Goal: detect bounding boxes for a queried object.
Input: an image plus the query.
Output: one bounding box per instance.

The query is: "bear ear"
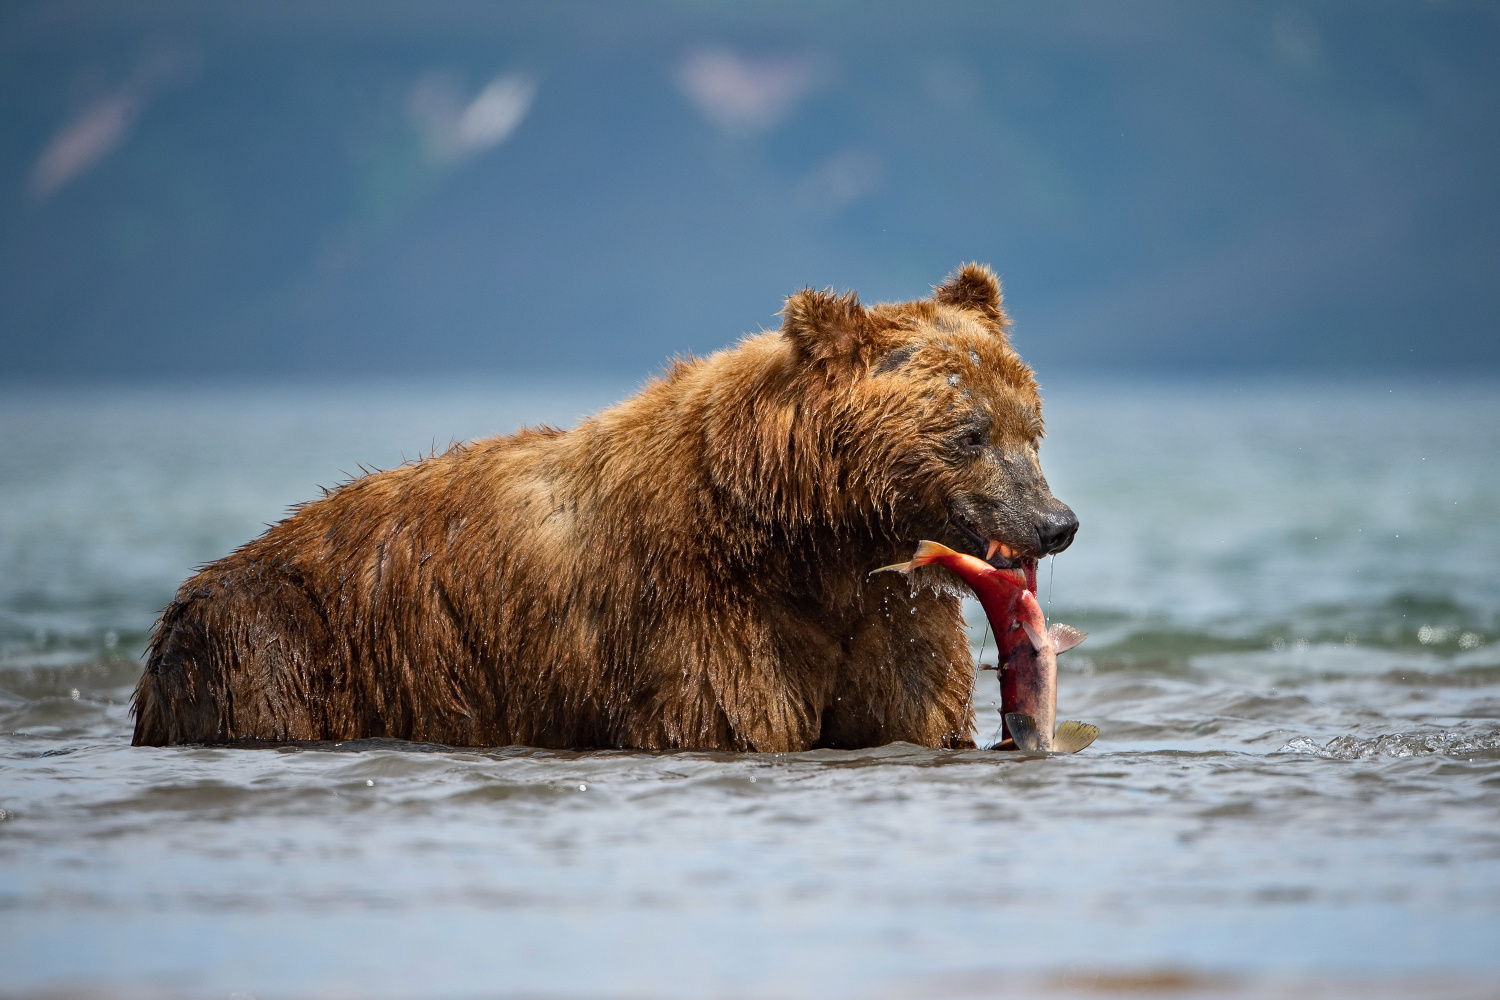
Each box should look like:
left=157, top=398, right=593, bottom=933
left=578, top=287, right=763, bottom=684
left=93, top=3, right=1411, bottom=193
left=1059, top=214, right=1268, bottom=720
left=934, top=262, right=1009, bottom=332
left=780, top=287, right=875, bottom=365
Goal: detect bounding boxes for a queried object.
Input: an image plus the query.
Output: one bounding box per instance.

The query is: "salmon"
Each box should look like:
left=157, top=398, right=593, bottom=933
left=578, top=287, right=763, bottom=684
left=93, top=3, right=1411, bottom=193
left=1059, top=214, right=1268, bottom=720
left=874, top=540, right=1097, bottom=753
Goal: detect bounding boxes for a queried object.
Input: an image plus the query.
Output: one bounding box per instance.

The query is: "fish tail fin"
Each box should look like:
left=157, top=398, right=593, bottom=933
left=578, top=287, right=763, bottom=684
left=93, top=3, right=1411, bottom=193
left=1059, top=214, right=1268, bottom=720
left=870, top=540, right=958, bottom=576
left=1051, top=720, right=1100, bottom=753
left=1049, top=624, right=1089, bottom=654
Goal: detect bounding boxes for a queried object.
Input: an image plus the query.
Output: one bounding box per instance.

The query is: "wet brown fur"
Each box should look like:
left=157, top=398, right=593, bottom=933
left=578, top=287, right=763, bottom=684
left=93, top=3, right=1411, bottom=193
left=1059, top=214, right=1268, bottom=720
left=133, top=264, right=1068, bottom=751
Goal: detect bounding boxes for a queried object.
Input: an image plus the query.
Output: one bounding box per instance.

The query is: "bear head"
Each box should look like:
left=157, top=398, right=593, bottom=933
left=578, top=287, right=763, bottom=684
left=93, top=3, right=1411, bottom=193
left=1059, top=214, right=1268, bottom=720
left=777, top=262, right=1077, bottom=572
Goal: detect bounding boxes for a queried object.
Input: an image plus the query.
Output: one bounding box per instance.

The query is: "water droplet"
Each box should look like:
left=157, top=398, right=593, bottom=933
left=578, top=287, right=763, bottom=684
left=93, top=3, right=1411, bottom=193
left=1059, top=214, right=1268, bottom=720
left=365, top=779, right=374, bottom=786
left=578, top=784, right=587, bottom=791
left=69, top=688, right=80, bottom=700
left=1418, top=625, right=1450, bottom=645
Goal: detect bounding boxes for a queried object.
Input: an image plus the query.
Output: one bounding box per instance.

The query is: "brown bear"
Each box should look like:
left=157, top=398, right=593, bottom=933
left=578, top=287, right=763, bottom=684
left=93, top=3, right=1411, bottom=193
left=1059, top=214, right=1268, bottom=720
left=131, top=263, right=1078, bottom=751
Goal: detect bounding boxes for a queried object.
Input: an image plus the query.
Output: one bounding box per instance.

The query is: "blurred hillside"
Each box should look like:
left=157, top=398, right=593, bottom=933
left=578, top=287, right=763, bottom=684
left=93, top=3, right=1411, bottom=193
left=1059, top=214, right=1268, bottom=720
left=2, top=0, right=1497, bottom=377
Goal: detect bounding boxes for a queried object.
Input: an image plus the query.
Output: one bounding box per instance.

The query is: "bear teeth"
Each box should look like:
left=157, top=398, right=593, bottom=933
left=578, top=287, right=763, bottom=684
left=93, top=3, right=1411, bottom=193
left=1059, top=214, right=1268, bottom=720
left=986, top=540, right=1016, bottom=560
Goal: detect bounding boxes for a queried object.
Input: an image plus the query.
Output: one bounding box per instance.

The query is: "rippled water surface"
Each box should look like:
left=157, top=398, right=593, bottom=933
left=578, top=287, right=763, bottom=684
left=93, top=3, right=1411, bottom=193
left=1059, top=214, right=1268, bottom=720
left=2, top=377, right=1499, bottom=999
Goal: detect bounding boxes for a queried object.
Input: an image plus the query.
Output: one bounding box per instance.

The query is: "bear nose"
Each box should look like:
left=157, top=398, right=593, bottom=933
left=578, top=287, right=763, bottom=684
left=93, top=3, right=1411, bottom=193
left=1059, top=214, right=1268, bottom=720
left=1035, top=506, right=1079, bottom=556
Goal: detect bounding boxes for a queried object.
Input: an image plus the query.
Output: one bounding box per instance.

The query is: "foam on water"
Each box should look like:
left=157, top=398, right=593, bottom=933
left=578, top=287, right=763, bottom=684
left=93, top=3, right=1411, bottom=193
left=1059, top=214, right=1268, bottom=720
left=2, top=377, right=1499, bottom=999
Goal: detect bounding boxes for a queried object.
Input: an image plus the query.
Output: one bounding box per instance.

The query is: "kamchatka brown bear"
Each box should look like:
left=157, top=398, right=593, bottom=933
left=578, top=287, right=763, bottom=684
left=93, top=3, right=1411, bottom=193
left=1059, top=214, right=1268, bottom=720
left=132, top=264, right=1078, bottom=751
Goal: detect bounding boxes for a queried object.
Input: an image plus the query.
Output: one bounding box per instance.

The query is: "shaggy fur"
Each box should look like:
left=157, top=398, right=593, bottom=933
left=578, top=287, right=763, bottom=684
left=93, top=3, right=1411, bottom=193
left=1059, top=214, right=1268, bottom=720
left=132, top=263, right=1077, bottom=750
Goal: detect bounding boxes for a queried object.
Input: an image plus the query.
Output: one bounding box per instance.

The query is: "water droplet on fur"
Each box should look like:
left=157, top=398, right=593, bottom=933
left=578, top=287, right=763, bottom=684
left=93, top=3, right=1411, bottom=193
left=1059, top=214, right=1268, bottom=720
left=910, top=607, right=916, bottom=614
left=69, top=688, right=80, bottom=700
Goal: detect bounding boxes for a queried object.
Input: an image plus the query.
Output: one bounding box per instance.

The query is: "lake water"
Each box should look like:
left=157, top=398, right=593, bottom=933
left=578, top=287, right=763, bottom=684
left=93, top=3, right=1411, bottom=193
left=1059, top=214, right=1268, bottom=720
left=2, top=376, right=1499, bottom=1000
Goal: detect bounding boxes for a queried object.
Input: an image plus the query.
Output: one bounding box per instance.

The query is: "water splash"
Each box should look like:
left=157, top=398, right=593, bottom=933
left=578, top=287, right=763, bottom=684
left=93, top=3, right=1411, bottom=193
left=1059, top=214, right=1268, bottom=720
left=1279, top=731, right=1500, bottom=759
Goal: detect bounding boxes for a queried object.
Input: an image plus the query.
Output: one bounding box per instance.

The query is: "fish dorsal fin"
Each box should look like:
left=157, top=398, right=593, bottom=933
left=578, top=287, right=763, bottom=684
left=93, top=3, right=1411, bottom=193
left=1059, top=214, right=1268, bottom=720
left=869, top=540, right=961, bottom=577
left=911, top=540, right=960, bottom=563
left=1020, top=620, right=1047, bottom=651
left=1004, top=713, right=1044, bottom=753
left=1049, top=624, right=1089, bottom=654
left=1052, top=720, right=1099, bottom=753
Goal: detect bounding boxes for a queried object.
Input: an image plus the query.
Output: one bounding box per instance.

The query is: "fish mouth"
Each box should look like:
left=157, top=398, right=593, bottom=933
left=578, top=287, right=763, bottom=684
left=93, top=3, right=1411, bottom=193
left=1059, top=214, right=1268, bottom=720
left=950, top=509, right=1035, bottom=574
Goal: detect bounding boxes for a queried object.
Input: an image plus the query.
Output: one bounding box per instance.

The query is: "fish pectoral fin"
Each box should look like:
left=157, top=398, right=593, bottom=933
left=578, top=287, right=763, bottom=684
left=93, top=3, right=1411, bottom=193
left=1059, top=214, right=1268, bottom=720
left=1020, top=621, right=1047, bottom=651
left=1004, top=713, right=1044, bottom=753
left=1051, top=720, right=1100, bottom=753
left=1049, top=624, right=1088, bottom=653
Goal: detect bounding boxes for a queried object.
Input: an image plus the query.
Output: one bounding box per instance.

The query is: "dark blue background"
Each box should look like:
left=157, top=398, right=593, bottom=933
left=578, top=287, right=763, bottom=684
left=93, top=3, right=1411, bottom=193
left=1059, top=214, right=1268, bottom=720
left=3, top=1, right=1497, bottom=377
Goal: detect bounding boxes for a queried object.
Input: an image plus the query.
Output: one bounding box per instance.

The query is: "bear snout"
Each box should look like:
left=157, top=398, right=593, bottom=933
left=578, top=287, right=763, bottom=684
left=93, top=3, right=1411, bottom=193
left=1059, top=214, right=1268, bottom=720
left=1034, top=504, right=1079, bottom=556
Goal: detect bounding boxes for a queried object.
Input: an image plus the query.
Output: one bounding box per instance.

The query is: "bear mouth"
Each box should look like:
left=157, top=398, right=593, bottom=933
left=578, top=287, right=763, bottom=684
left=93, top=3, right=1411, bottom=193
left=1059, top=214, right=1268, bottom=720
left=950, top=510, right=1033, bottom=572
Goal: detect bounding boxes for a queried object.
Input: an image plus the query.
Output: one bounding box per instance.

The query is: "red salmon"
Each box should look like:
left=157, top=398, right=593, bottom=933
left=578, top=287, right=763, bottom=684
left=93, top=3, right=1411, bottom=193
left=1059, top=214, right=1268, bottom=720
left=875, top=540, right=1097, bottom=753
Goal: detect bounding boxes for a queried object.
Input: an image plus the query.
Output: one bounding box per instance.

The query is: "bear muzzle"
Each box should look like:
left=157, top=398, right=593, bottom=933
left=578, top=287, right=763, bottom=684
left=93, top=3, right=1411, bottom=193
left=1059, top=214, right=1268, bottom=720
left=949, top=498, right=1078, bottom=567
left=1034, top=504, right=1079, bottom=557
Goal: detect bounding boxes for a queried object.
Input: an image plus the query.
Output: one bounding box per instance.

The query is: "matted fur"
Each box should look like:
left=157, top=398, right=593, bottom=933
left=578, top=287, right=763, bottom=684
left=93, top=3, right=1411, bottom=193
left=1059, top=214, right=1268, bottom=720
left=133, top=263, right=1075, bottom=751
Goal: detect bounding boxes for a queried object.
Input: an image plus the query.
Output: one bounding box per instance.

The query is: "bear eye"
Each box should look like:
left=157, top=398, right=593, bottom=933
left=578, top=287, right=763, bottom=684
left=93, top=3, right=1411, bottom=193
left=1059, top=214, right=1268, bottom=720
left=957, top=427, right=987, bottom=454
